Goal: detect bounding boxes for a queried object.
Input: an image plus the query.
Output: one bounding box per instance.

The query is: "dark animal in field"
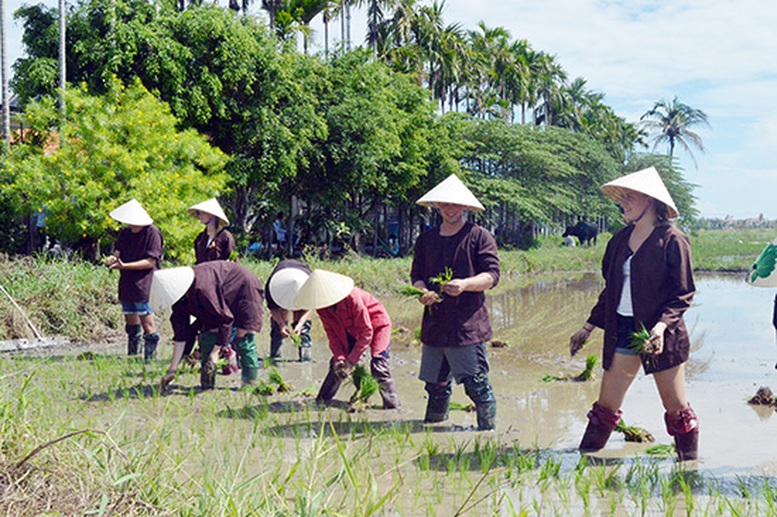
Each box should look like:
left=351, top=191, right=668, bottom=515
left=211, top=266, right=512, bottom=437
left=563, top=222, right=598, bottom=247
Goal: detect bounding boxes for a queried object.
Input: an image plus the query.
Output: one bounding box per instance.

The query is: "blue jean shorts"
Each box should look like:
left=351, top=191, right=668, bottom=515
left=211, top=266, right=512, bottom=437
left=614, top=314, right=639, bottom=355
left=121, top=300, right=154, bottom=316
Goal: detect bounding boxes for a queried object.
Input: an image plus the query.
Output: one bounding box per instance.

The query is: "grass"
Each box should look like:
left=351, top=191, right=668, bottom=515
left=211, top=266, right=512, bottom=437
left=2, top=227, right=777, bottom=514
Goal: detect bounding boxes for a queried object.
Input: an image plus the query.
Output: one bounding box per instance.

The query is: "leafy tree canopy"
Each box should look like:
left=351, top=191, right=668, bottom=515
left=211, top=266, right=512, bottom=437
left=1, top=78, right=227, bottom=261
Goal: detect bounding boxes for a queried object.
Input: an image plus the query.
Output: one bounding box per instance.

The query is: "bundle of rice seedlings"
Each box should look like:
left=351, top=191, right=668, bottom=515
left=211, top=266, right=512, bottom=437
left=268, top=367, right=292, bottom=393
left=450, top=401, right=475, bottom=412
left=748, top=386, right=775, bottom=405
left=253, top=380, right=275, bottom=396
left=397, top=285, right=442, bottom=303
left=630, top=323, right=660, bottom=355
left=348, top=365, right=380, bottom=412
left=574, top=354, right=598, bottom=381
left=428, top=267, right=454, bottom=287
left=289, top=333, right=302, bottom=348
left=614, top=419, right=655, bottom=443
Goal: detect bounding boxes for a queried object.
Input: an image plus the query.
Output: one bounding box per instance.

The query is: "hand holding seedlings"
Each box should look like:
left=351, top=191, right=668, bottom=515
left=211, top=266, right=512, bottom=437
left=398, top=285, right=442, bottom=304
left=333, top=359, right=353, bottom=380
left=630, top=322, right=666, bottom=355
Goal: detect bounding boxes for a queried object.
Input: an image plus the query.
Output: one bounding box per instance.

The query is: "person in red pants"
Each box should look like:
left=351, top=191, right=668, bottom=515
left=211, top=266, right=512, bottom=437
left=569, top=167, right=698, bottom=461
left=290, top=269, right=400, bottom=409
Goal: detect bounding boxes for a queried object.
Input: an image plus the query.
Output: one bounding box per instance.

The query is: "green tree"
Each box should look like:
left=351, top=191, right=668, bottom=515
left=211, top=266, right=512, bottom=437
left=1, top=79, right=227, bottom=260
left=639, top=96, right=709, bottom=167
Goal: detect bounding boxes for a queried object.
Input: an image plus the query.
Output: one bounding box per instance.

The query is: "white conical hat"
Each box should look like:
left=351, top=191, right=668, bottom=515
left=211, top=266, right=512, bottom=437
left=149, top=267, right=195, bottom=313
left=268, top=267, right=311, bottom=310
left=601, top=167, right=679, bottom=219
left=109, top=199, right=153, bottom=226
left=746, top=237, right=777, bottom=288
left=416, top=174, right=485, bottom=211
left=292, top=269, right=355, bottom=310
left=188, top=198, right=229, bottom=227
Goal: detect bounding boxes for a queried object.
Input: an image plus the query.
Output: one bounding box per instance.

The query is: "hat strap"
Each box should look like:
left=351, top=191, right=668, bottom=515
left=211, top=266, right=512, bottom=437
left=632, top=201, right=652, bottom=223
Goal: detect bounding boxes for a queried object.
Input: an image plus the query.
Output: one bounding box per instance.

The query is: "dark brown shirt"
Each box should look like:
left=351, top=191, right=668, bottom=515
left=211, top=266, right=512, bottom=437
left=411, top=222, right=500, bottom=347
left=264, top=259, right=312, bottom=310
left=194, top=228, right=236, bottom=264
left=170, top=261, right=264, bottom=346
left=588, top=223, right=695, bottom=373
left=115, top=225, right=164, bottom=302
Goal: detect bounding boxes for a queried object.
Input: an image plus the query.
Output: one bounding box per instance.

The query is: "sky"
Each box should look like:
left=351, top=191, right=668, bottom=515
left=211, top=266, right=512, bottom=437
left=4, top=0, right=776, bottom=220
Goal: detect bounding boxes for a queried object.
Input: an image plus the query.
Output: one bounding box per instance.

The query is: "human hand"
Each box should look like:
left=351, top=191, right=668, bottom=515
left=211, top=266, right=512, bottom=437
left=442, top=278, right=465, bottom=297
left=333, top=359, right=353, bottom=380
left=418, top=289, right=442, bottom=306
left=646, top=323, right=666, bottom=355
left=280, top=325, right=291, bottom=338
left=161, top=371, right=175, bottom=392
left=107, top=257, right=124, bottom=270
left=104, top=255, right=118, bottom=268
left=569, top=326, right=592, bottom=356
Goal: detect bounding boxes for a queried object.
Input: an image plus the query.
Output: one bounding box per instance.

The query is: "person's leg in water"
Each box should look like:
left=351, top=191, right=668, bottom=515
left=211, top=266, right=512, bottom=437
left=579, top=352, right=640, bottom=452
left=655, top=363, right=698, bottom=461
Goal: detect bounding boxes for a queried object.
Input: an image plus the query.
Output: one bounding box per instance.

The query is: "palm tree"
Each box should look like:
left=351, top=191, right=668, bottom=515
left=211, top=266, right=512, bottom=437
left=640, top=96, right=709, bottom=167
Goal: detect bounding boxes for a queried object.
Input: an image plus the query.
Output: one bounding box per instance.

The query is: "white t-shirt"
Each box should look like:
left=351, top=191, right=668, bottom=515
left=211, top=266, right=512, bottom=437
left=617, top=255, right=634, bottom=316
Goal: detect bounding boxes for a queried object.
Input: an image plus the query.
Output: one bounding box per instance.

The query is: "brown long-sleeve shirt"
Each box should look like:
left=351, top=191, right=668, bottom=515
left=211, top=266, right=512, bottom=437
left=587, top=223, right=695, bottom=373
left=170, top=261, right=264, bottom=346
left=194, top=228, right=236, bottom=264
left=411, top=222, right=500, bottom=347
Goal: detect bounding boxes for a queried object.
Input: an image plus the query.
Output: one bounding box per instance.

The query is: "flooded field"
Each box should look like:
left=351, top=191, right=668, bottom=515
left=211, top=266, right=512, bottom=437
left=252, top=272, right=777, bottom=479
left=10, top=271, right=777, bottom=514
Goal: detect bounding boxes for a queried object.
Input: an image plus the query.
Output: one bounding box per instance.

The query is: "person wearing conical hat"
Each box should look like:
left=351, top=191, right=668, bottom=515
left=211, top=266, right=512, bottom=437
left=410, top=174, right=499, bottom=431
left=569, top=166, right=699, bottom=461
left=189, top=198, right=236, bottom=264
left=265, top=260, right=314, bottom=363
left=154, top=261, right=264, bottom=390
left=106, top=199, right=164, bottom=361
left=291, top=269, right=400, bottom=409
left=180, top=198, right=238, bottom=366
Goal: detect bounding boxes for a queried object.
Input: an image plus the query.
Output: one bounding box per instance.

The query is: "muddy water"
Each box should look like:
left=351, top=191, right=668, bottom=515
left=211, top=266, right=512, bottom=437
left=264, top=272, right=777, bottom=479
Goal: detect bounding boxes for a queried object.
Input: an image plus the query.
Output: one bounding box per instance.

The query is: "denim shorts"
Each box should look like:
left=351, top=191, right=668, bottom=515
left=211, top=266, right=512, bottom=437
left=121, top=300, right=154, bottom=316
left=614, top=314, right=639, bottom=356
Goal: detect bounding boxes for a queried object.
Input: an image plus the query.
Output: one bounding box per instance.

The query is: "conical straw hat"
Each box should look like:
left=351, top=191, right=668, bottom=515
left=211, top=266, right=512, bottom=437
left=416, top=174, right=485, bottom=211
left=746, top=237, right=777, bottom=288
left=268, top=267, right=311, bottom=310
left=188, top=198, right=229, bottom=227
left=601, top=167, right=679, bottom=219
left=292, top=269, right=355, bottom=310
left=149, top=267, right=195, bottom=313
left=109, top=199, right=153, bottom=226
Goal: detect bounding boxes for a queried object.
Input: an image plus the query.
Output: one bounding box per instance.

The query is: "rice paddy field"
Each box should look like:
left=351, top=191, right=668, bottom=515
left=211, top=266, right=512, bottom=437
left=1, top=227, right=776, bottom=516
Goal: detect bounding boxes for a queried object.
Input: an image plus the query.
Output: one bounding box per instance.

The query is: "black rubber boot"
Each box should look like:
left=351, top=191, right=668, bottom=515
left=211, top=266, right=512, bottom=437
left=370, top=355, right=400, bottom=409
left=665, top=404, right=700, bottom=461
left=316, top=365, right=342, bottom=405
left=463, top=372, right=497, bottom=431
left=200, top=360, right=216, bottom=390
left=579, top=402, right=622, bottom=453
left=270, top=319, right=284, bottom=361
left=125, top=324, right=142, bottom=356
left=143, top=332, right=160, bottom=362
left=424, top=382, right=452, bottom=423
left=296, top=320, right=313, bottom=362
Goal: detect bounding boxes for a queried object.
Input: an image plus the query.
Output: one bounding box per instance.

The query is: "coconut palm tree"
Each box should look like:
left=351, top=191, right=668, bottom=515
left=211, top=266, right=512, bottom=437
left=640, top=96, right=709, bottom=167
